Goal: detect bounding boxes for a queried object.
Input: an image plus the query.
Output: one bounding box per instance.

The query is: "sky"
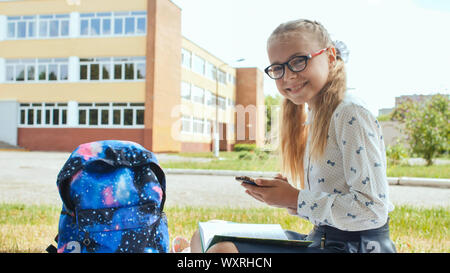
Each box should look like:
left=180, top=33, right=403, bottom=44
left=171, top=0, right=450, bottom=116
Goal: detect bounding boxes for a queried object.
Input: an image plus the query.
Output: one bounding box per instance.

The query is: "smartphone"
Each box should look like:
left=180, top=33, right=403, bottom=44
left=235, top=176, right=258, bottom=186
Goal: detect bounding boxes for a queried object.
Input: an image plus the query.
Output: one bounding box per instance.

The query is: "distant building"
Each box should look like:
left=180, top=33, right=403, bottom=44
left=378, top=93, right=449, bottom=117
left=0, top=0, right=265, bottom=152
left=378, top=108, right=393, bottom=117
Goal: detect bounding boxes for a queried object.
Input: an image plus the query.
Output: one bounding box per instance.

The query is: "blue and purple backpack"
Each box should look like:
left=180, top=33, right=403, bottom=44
left=47, top=140, right=169, bottom=253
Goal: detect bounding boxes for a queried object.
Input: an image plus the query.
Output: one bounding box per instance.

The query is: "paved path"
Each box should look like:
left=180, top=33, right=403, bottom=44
left=0, top=151, right=449, bottom=208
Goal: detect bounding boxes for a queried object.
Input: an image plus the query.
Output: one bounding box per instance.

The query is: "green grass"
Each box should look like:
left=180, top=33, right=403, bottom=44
left=387, top=164, right=450, bottom=179
left=160, top=152, right=450, bottom=178
left=161, top=152, right=280, bottom=172
left=0, top=203, right=448, bottom=253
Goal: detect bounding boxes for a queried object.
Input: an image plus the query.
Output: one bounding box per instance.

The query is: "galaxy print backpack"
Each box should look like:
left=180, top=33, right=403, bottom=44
left=46, top=140, right=169, bottom=253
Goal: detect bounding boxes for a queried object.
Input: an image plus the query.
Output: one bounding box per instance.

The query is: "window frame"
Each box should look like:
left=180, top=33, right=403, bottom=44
left=6, top=14, right=69, bottom=40
left=79, top=57, right=145, bottom=82
left=5, top=58, right=69, bottom=83
left=79, top=11, right=147, bottom=37
left=18, top=103, right=68, bottom=127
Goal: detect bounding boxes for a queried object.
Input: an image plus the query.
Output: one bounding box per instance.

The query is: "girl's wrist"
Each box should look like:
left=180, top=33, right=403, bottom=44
left=289, top=188, right=300, bottom=209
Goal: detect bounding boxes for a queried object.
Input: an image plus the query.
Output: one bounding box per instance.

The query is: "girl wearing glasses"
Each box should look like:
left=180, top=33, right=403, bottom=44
left=186, top=19, right=396, bottom=253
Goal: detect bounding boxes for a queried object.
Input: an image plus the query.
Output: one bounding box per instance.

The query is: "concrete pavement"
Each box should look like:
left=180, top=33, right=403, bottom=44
left=0, top=150, right=448, bottom=208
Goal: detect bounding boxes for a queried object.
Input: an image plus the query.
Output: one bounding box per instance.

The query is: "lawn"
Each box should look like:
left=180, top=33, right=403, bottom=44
left=160, top=152, right=450, bottom=179
left=0, top=203, right=448, bottom=253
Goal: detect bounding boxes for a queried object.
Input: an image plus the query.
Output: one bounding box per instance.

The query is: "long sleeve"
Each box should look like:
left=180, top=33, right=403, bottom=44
left=296, top=99, right=393, bottom=231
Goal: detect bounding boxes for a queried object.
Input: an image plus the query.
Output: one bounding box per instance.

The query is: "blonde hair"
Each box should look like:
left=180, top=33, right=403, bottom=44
left=269, top=19, right=347, bottom=189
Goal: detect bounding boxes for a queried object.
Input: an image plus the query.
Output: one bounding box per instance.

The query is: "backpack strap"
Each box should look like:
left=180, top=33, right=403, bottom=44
left=148, top=162, right=166, bottom=211
left=46, top=244, right=57, bottom=253
left=46, top=235, right=59, bottom=253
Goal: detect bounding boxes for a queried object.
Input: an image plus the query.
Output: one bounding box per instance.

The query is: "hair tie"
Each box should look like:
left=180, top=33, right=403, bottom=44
left=333, top=40, right=349, bottom=63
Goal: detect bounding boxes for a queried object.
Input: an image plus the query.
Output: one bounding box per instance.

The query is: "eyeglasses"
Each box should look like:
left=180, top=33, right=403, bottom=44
left=264, top=48, right=329, bottom=80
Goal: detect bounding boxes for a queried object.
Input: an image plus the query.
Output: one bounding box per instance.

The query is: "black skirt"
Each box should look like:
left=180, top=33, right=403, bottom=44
left=232, top=219, right=396, bottom=253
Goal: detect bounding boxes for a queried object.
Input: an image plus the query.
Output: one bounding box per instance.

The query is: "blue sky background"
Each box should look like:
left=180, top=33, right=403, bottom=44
left=172, top=0, right=450, bottom=115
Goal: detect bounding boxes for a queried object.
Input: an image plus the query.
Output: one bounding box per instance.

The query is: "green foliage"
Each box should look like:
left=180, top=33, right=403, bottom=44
left=392, top=94, right=449, bottom=166
left=265, top=94, right=282, bottom=134
left=386, top=142, right=408, bottom=166
left=233, top=143, right=256, bottom=152
left=238, top=149, right=270, bottom=161
left=376, top=114, right=391, bottom=122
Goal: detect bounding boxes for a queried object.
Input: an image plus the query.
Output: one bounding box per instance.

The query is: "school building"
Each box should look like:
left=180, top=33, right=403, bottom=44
left=0, top=0, right=265, bottom=153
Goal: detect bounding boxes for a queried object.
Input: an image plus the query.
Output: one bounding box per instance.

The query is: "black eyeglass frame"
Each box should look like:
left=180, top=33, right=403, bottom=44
left=264, top=48, right=329, bottom=80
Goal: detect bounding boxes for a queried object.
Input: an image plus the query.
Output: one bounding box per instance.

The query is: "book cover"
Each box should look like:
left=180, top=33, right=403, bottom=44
left=198, top=221, right=312, bottom=252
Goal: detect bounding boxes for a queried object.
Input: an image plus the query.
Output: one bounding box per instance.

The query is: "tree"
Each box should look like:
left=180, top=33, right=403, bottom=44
left=392, top=94, right=449, bottom=166
left=264, top=94, right=282, bottom=135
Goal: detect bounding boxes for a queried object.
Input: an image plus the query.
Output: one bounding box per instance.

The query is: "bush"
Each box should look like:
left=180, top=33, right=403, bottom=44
left=233, top=143, right=257, bottom=152
left=393, top=94, right=449, bottom=166
left=238, top=149, right=270, bottom=161
left=386, top=142, right=408, bottom=166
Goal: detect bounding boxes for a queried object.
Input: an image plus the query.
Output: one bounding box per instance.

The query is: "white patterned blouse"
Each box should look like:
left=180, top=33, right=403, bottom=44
left=296, top=94, right=394, bottom=231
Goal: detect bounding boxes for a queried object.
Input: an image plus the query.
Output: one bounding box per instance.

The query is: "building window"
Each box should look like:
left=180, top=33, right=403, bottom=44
left=218, top=96, right=226, bottom=110
left=78, top=102, right=145, bottom=127
left=217, top=69, right=227, bottom=84
left=5, top=58, right=69, bottom=82
left=181, top=115, right=213, bottom=136
left=193, top=117, right=204, bottom=134
left=80, top=11, right=146, bottom=37
left=227, top=73, right=236, bottom=85
left=206, top=62, right=216, bottom=81
left=181, top=81, right=191, bottom=100
left=205, top=119, right=212, bottom=136
left=227, top=97, right=235, bottom=108
left=79, top=57, right=145, bottom=81
left=191, top=85, right=204, bottom=104
left=19, top=103, right=68, bottom=127
left=192, top=54, right=205, bottom=75
left=181, top=115, right=192, bottom=133
left=205, top=90, right=215, bottom=106
left=7, top=14, right=69, bottom=40
left=181, top=48, right=192, bottom=69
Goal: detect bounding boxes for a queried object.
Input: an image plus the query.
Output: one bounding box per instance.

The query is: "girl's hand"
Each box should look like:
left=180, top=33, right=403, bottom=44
left=241, top=174, right=299, bottom=210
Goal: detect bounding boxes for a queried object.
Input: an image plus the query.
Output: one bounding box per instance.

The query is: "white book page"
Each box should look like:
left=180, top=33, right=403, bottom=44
left=199, top=222, right=288, bottom=251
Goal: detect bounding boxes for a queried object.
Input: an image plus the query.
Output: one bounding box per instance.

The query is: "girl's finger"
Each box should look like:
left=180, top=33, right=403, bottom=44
left=275, top=173, right=288, bottom=182
left=245, top=190, right=264, bottom=203
left=254, top=178, right=277, bottom=187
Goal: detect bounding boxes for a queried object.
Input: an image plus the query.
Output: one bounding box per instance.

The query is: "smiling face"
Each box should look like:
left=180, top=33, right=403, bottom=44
left=267, top=32, right=334, bottom=108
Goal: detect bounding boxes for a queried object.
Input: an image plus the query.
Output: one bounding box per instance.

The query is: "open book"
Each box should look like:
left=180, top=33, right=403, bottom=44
left=198, top=220, right=312, bottom=252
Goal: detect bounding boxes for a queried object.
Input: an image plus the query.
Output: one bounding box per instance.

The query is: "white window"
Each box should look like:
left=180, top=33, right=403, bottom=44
left=205, top=90, right=215, bottom=106
left=80, top=11, right=146, bottom=37
left=204, top=119, right=212, bottom=135
left=191, top=85, right=204, bottom=104
left=218, top=96, right=226, bottom=110
left=5, top=58, right=69, bottom=82
left=192, top=54, right=205, bottom=75
left=181, top=48, right=192, bottom=69
left=181, top=81, right=191, bottom=100
left=206, top=62, right=216, bottom=81
left=227, top=97, right=235, bottom=108
left=181, top=115, right=192, bottom=133
left=193, top=117, right=204, bottom=134
left=227, top=73, right=236, bottom=85
left=207, top=91, right=217, bottom=107
left=78, top=102, right=144, bottom=127
left=217, top=69, right=227, bottom=84
left=7, top=14, right=69, bottom=39
left=79, top=57, right=145, bottom=81
left=19, top=103, right=68, bottom=127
